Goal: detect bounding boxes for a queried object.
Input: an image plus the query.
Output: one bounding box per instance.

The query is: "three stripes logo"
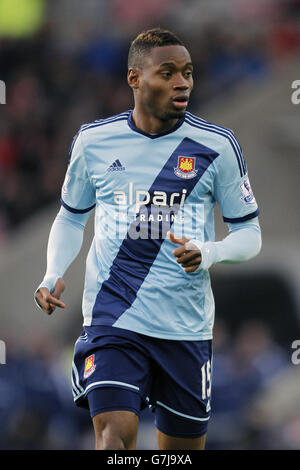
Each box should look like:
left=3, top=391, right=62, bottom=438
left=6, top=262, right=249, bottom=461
left=107, top=159, right=125, bottom=172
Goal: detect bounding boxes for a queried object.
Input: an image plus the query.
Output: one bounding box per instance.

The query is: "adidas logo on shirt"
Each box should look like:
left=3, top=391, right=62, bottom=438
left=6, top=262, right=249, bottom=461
left=107, top=159, right=125, bottom=172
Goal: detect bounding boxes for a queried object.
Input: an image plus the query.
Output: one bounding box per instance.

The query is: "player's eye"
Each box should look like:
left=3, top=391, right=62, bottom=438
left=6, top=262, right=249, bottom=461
left=160, top=71, right=172, bottom=78
left=184, top=71, right=193, bottom=78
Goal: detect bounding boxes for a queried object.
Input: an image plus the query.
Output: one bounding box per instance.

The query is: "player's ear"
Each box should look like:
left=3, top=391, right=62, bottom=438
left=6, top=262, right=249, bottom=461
left=127, top=68, right=140, bottom=90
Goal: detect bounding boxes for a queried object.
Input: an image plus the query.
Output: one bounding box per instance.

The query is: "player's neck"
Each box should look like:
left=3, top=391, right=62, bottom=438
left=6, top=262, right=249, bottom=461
left=132, top=108, right=179, bottom=135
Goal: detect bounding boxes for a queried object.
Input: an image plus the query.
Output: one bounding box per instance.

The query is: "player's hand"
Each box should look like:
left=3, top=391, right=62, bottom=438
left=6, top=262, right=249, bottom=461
left=35, top=278, right=66, bottom=315
left=167, top=231, right=202, bottom=273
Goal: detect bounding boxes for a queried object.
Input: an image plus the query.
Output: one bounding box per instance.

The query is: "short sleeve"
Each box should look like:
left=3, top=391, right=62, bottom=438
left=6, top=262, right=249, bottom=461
left=213, top=137, right=260, bottom=223
left=60, top=130, right=96, bottom=213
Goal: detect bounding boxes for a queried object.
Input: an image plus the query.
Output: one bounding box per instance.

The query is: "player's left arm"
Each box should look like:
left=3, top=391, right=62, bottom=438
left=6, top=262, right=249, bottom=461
left=169, top=134, right=262, bottom=273
left=168, top=217, right=261, bottom=273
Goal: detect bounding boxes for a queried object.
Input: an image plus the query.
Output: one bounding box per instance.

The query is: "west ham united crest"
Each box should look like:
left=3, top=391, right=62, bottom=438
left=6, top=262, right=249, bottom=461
left=174, top=156, right=198, bottom=179
left=84, top=354, right=96, bottom=379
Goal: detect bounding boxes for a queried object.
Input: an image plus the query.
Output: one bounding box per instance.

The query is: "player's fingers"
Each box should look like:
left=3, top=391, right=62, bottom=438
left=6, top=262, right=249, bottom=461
left=173, top=245, right=187, bottom=257
left=184, top=264, right=201, bottom=273
left=45, top=306, right=55, bottom=315
left=35, top=293, right=55, bottom=315
left=176, top=251, right=200, bottom=265
left=46, top=294, right=66, bottom=309
left=184, top=240, right=200, bottom=251
left=35, top=291, right=49, bottom=310
left=44, top=299, right=59, bottom=316
left=181, top=256, right=202, bottom=268
left=52, top=278, right=65, bottom=299
left=167, top=231, right=189, bottom=246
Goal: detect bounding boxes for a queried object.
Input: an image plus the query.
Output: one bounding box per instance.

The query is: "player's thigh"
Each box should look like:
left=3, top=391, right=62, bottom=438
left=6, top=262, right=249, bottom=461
left=150, top=338, right=212, bottom=446
left=156, top=428, right=206, bottom=450
left=88, top=386, right=142, bottom=449
left=92, top=409, right=139, bottom=450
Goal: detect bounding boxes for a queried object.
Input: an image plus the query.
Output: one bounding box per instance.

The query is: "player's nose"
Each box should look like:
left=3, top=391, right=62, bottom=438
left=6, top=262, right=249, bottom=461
left=174, top=85, right=189, bottom=92
left=173, top=76, right=190, bottom=90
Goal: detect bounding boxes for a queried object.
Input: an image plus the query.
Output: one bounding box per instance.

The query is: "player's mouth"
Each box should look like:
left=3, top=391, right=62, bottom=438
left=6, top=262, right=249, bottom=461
left=172, top=95, right=189, bottom=109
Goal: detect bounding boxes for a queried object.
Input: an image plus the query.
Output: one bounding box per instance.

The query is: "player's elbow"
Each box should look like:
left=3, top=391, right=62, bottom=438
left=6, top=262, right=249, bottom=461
left=253, top=230, right=262, bottom=258
left=244, top=228, right=262, bottom=261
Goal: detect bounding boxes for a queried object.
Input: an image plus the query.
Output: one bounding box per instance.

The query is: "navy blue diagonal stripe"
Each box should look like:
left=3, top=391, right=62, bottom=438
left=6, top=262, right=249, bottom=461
left=91, top=137, right=219, bottom=325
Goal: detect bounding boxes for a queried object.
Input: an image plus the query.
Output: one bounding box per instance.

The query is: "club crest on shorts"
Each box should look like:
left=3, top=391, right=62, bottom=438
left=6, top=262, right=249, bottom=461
left=84, top=354, right=96, bottom=378
left=174, top=156, right=198, bottom=179
left=240, top=178, right=256, bottom=204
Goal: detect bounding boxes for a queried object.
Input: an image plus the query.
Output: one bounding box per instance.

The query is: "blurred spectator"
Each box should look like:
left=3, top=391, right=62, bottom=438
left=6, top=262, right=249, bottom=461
left=0, top=329, right=92, bottom=449
left=234, top=320, right=289, bottom=383
left=207, top=319, right=290, bottom=449
left=245, top=365, right=300, bottom=449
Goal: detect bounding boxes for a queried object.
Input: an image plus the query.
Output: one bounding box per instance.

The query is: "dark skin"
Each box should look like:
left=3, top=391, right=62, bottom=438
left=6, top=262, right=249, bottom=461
left=128, top=44, right=193, bottom=133
left=168, top=231, right=202, bottom=273
left=128, top=45, right=202, bottom=274
left=35, top=44, right=205, bottom=450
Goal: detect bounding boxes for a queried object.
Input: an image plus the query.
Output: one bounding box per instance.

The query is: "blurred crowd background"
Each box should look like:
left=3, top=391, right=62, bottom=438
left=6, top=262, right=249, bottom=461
left=0, top=0, right=300, bottom=450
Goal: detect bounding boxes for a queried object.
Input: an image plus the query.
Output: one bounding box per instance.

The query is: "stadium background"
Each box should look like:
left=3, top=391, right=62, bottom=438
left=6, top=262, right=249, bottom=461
left=0, top=0, right=300, bottom=450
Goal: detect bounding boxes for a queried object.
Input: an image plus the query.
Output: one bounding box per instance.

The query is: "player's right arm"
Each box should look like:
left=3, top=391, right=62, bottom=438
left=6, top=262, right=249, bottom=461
left=34, top=129, right=96, bottom=315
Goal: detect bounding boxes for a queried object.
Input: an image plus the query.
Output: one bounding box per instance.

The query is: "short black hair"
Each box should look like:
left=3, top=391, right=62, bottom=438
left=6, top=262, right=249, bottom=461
left=128, top=28, right=185, bottom=69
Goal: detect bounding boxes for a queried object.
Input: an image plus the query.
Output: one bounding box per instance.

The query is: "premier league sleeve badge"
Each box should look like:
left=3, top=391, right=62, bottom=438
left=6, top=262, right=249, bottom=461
left=240, top=178, right=256, bottom=204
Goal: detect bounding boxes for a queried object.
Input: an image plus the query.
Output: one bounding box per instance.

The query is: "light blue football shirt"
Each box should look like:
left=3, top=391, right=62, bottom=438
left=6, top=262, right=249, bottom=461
left=61, top=110, right=259, bottom=340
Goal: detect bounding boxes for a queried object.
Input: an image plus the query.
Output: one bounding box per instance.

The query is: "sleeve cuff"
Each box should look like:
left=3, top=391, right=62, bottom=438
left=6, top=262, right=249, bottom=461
left=184, top=239, right=218, bottom=271
left=223, top=208, right=260, bottom=223
left=60, top=198, right=95, bottom=214
left=33, top=276, right=58, bottom=310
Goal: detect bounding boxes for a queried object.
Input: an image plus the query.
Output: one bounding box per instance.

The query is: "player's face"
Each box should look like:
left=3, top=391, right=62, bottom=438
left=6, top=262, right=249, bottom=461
left=134, top=45, right=193, bottom=121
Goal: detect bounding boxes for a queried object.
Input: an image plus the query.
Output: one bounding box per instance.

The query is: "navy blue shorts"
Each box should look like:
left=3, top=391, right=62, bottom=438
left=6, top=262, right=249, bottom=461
left=72, top=326, right=212, bottom=438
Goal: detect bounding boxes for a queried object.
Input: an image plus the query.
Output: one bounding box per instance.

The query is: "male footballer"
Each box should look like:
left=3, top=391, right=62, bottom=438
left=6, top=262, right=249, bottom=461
left=34, top=28, right=261, bottom=450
